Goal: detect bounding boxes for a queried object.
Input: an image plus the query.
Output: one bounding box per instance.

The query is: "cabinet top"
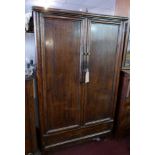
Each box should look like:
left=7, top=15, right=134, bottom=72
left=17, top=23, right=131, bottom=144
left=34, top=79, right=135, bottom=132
left=32, top=6, right=128, bottom=21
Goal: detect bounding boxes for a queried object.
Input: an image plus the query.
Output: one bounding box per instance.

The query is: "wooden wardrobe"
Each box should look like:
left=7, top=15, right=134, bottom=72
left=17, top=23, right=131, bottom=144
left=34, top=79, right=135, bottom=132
left=33, top=6, right=128, bottom=153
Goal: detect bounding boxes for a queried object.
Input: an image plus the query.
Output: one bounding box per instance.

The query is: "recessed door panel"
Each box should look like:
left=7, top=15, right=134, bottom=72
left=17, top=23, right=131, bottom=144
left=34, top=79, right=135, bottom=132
left=40, top=16, right=85, bottom=133
left=84, top=20, right=120, bottom=124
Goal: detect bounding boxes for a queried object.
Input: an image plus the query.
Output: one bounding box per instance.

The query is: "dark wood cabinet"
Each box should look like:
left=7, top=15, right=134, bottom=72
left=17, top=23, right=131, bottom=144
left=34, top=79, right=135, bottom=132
left=114, top=70, right=130, bottom=137
left=25, top=78, right=37, bottom=155
left=33, top=7, right=128, bottom=153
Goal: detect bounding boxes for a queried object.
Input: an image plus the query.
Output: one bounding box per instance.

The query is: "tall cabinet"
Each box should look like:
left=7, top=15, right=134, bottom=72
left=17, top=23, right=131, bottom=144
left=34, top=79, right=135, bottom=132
left=33, top=7, right=128, bottom=153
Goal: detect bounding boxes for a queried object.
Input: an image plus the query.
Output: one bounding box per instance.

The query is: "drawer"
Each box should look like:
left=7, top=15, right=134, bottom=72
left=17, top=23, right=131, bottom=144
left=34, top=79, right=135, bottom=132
left=43, top=121, right=113, bottom=150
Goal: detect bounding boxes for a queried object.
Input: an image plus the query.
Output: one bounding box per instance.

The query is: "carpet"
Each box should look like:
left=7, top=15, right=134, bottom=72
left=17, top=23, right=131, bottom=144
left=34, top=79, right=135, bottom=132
left=51, top=138, right=130, bottom=155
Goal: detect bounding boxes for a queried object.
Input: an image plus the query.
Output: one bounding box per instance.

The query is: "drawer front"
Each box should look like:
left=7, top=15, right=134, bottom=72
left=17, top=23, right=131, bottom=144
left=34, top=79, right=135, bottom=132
left=43, top=121, right=113, bottom=150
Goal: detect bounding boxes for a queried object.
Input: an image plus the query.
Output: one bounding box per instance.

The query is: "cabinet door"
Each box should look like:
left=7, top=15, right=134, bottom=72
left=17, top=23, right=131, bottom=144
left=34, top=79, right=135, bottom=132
left=84, top=19, right=123, bottom=124
left=35, top=13, right=86, bottom=136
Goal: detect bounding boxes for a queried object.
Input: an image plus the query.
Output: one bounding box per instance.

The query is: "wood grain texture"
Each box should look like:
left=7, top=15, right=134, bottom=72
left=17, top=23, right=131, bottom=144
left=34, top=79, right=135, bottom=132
left=33, top=6, right=128, bottom=21
left=84, top=20, right=120, bottom=124
left=25, top=79, right=37, bottom=154
left=114, top=70, right=130, bottom=137
left=44, top=121, right=113, bottom=148
left=42, top=16, right=84, bottom=131
left=35, top=13, right=87, bottom=148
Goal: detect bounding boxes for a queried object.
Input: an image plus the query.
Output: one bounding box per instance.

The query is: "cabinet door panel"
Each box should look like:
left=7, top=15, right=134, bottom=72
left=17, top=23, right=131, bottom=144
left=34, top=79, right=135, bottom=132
left=84, top=20, right=121, bottom=124
left=39, top=15, right=85, bottom=133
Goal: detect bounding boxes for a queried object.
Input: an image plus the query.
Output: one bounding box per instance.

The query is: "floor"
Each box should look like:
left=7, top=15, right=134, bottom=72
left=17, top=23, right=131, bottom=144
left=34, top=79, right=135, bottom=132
left=37, top=137, right=130, bottom=155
